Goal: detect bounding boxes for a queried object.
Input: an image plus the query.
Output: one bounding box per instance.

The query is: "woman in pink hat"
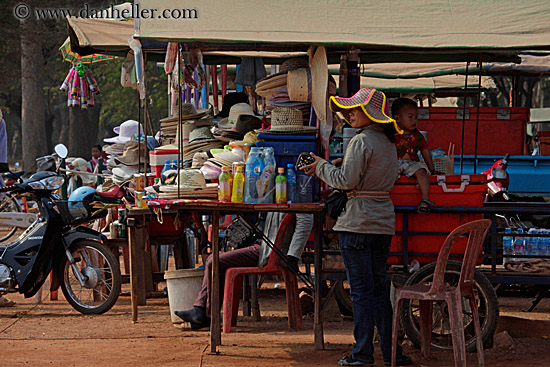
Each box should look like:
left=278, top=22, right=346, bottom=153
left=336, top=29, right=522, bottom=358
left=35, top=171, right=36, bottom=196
left=301, top=88, right=412, bottom=366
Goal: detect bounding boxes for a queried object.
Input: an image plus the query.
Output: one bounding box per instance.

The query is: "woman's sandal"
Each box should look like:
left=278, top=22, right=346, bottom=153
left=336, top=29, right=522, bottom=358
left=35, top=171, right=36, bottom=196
left=417, top=199, right=434, bottom=214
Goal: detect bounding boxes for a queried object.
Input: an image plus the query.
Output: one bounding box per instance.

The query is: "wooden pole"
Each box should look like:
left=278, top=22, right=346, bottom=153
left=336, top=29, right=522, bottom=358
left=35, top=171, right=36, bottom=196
left=212, top=65, right=219, bottom=114
left=221, top=65, right=227, bottom=106
left=210, top=210, right=221, bottom=352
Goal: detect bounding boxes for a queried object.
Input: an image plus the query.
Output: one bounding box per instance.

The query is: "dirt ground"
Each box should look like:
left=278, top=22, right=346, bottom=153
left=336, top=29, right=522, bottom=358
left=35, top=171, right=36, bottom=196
left=2, top=278, right=550, bottom=367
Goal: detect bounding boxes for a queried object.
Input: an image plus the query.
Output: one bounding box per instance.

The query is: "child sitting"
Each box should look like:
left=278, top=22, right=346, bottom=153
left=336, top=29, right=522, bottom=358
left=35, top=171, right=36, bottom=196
left=391, top=98, right=442, bottom=214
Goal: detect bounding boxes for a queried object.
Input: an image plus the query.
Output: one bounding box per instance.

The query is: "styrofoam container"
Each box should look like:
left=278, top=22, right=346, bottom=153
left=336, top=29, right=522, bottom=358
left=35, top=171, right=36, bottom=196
left=164, top=268, right=204, bottom=323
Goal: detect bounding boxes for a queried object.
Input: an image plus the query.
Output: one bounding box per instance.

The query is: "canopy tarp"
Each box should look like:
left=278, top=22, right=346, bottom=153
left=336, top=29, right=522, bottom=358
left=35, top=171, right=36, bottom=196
left=67, top=17, right=136, bottom=56
left=136, top=0, right=550, bottom=57
left=361, top=75, right=495, bottom=94
left=330, top=55, right=550, bottom=79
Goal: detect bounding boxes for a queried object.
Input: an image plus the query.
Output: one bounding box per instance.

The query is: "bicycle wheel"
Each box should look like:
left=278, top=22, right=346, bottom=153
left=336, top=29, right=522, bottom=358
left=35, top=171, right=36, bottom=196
left=0, top=195, right=21, bottom=242
left=60, top=240, right=121, bottom=314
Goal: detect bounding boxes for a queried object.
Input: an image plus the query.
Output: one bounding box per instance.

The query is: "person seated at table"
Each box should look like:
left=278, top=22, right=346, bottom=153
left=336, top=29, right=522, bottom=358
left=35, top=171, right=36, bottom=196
left=175, top=212, right=314, bottom=329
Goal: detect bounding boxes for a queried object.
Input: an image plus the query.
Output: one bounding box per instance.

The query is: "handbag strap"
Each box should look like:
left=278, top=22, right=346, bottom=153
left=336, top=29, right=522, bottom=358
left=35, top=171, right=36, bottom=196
left=347, top=190, right=390, bottom=199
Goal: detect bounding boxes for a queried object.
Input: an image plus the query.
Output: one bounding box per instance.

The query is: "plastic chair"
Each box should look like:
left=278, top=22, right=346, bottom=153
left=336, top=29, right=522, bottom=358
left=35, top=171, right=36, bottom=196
left=222, top=213, right=303, bottom=333
left=391, top=219, right=492, bottom=367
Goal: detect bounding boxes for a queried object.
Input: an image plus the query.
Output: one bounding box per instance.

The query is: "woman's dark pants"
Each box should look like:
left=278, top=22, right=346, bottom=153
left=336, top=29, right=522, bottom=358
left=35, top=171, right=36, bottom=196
left=338, top=232, right=395, bottom=363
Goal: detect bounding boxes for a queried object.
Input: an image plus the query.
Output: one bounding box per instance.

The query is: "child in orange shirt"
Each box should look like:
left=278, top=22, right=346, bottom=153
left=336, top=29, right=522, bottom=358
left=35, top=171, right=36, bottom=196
left=392, top=98, right=442, bottom=214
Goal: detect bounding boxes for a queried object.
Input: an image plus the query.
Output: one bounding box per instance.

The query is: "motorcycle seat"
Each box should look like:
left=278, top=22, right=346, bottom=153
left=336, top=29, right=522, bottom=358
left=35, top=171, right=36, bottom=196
left=4, top=171, right=25, bottom=181
left=96, top=186, right=124, bottom=199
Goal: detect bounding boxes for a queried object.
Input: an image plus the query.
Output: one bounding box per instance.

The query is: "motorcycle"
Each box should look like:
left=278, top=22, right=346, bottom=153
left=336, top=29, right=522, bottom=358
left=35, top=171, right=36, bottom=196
left=483, top=153, right=510, bottom=201
left=0, top=144, right=121, bottom=314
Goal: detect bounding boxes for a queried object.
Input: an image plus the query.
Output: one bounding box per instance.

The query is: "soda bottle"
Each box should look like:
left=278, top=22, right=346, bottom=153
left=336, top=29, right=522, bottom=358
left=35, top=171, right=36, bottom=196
left=502, top=227, right=513, bottom=265
left=218, top=166, right=232, bottom=202
left=275, top=167, right=287, bottom=204
left=231, top=166, right=245, bottom=203
left=286, top=163, right=297, bottom=204
left=513, top=228, right=525, bottom=262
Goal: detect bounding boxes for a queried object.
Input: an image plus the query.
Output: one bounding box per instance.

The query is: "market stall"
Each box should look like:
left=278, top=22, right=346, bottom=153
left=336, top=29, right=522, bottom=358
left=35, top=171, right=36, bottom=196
left=61, top=0, right=550, bottom=355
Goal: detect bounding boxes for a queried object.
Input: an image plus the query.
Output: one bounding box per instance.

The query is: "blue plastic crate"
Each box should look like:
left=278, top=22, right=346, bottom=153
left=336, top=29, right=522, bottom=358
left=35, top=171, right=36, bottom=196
left=256, top=134, right=319, bottom=202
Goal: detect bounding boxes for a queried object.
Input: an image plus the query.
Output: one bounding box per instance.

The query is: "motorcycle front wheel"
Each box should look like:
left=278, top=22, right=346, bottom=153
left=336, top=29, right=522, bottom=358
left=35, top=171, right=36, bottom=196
left=60, top=240, right=121, bottom=314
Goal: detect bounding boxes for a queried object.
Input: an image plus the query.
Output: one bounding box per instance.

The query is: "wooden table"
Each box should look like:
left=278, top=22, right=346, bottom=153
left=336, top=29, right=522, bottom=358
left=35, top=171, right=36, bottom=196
left=126, top=202, right=326, bottom=352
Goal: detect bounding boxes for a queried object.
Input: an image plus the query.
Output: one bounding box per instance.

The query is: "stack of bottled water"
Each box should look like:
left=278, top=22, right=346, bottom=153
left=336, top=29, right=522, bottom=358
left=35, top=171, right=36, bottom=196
left=502, top=227, right=514, bottom=265
left=504, top=226, right=550, bottom=265
left=513, top=228, right=525, bottom=262
left=540, top=229, right=550, bottom=259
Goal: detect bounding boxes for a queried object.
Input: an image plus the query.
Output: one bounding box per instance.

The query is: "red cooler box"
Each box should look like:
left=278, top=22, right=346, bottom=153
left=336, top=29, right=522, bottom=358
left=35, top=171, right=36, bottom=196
left=150, top=149, right=179, bottom=177
left=417, top=107, right=529, bottom=156
left=389, top=174, right=487, bottom=266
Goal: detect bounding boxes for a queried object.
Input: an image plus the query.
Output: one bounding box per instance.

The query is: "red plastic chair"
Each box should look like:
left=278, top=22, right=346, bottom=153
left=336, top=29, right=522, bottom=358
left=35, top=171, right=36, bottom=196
left=391, top=219, right=492, bottom=367
left=222, top=213, right=303, bottom=333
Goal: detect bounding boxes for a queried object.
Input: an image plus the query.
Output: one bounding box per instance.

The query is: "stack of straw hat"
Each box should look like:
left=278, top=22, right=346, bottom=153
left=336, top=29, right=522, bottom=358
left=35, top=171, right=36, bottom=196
left=158, top=169, right=218, bottom=199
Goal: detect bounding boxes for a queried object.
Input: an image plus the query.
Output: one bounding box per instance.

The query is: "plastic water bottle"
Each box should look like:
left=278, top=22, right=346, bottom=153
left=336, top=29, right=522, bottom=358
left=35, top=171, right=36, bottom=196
left=533, top=228, right=544, bottom=256
left=297, top=171, right=313, bottom=203
left=502, top=227, right=514, bottom=265
left=541, top=229, right=550, bottom=259
left=513, top=228, right=525, bottom=262
left=171, top=160, right=178, bottom=170
left=526, top=228, right=537, bottom=259
left=257, top=148, right=276, bottom=203
left=244, top=147, right=264, bottom=203
left=286, top=164, right=297, bottom=204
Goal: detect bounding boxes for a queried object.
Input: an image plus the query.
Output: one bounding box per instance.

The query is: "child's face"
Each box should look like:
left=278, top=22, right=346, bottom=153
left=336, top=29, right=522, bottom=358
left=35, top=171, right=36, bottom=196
left=91, top=147, right=101, bottom=159
left=394, top=104, right=418, bottom=133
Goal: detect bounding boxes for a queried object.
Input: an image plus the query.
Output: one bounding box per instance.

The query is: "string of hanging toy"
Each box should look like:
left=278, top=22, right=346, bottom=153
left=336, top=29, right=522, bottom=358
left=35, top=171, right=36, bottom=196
left=60, top=63, right=100, bottom=109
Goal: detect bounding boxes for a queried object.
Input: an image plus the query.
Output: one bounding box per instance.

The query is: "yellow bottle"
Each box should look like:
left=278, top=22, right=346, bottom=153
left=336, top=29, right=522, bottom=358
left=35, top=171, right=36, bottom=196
left=231, top=166, right=245, bottom=203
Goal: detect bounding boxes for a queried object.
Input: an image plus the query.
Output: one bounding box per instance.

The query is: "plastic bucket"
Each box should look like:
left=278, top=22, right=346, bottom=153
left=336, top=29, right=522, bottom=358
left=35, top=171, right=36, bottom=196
left=343, top=128, right=362, bottom=154
left=164, top=268, right=204, bottom=323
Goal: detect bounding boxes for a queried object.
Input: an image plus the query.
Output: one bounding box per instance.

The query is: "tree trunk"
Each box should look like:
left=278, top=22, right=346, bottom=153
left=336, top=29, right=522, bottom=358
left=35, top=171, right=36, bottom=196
left=20, top=17, right=47, bottom=172
left=68, top=107, right=100, bottom=160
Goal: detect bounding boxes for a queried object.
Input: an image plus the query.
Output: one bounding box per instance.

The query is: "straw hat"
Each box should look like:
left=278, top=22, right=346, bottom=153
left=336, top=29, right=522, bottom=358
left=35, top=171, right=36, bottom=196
left=104, top=120, right=143, bottom=144
left=160, top=103, right=208, bottom=123
left=112, top=165, right=139, bottom=184
left=256, top=108, right=317, bottom=135
left=217, top=103, right=255, bottom=129
left=329, top=88, right=403, bottom=134
left=189, top=127, right=216, bottom=143
left=114, top=141, right=148, bottom=166
left=158, top=169, right=218, bottom=199
left=255, top=75, right=288, bottom=97
left=255, top=58, right=309, bottom=98
left=309, top=46, right=328, bottom=124
left=191, top=152, right=209, bottom=169
left=174, top=117, right=214, bottom=146
left=103, top=143, right=125, bottom=156
left=287, top=68, right=312, bottom=102
left=176, top=169, right=206, bottom=189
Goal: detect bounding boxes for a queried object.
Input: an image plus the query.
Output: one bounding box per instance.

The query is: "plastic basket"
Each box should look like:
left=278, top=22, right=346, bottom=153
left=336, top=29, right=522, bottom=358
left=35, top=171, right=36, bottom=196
left=433, top=156, right=454, bottom=174
left=56, top=200, right=107, bottom=226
